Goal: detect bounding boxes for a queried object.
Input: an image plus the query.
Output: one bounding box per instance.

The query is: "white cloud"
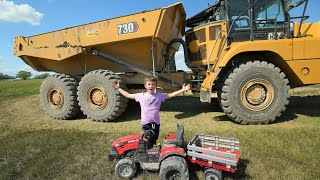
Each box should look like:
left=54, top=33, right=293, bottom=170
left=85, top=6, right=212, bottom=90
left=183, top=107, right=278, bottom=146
left=0, top=0, right=43, bottom=26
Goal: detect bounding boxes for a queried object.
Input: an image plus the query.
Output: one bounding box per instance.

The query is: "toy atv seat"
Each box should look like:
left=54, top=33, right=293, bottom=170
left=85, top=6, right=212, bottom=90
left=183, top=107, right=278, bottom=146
left=162, top=124, right=185, bottom=147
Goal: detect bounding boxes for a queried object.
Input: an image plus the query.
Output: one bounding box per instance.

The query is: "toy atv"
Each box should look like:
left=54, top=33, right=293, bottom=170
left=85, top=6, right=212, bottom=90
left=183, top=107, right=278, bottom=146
left=108, top=125, right=240, bottom=180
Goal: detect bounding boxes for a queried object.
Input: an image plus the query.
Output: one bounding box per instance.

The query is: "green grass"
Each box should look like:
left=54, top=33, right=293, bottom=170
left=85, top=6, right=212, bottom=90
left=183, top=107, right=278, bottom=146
left=0, top=79, right=42, bottom=102
left=0, top=80, right=319, bottom=179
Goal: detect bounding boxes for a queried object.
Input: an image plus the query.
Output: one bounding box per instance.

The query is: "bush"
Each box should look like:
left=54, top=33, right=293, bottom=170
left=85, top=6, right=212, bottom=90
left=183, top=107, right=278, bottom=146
left=16, top=71, right=32, bottom=80
left=0, top=72, right=15, bottom=80
left=33, top=73, right=50, bottom=79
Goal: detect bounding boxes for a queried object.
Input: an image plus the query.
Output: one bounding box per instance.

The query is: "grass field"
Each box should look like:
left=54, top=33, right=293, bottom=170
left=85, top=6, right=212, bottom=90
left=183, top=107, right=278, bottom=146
left=0, top=79, right=319, bottom=179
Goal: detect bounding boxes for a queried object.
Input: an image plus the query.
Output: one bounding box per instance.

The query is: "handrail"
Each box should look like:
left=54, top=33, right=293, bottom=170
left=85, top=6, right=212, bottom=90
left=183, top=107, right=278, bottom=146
left=207, top=29, right=226, bottom=71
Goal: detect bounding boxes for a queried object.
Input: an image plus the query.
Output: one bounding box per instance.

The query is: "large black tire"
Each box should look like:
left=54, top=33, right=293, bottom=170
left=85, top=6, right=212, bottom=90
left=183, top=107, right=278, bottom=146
left=77, top=70, right=128, bottom=122
left=218, top=61, right=290, bottom=124
left=160, top=156, right=189, bottom=180
left=115, top=158, right=137, bottom=179
left=204, top=168, right=222, bottom=180
left=40, top=74, right=80, bottom=119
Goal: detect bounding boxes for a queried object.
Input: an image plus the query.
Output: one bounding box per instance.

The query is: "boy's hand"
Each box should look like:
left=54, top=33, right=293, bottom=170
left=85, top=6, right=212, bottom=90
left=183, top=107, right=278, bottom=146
left=182, top=84, right=190, bottom=91
left=112, top=81, right=120, bottom=89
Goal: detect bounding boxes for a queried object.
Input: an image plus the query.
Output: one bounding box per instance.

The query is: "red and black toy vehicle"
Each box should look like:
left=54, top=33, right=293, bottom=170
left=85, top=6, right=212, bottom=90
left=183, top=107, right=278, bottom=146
left=108, top=125, right=240, bottom=180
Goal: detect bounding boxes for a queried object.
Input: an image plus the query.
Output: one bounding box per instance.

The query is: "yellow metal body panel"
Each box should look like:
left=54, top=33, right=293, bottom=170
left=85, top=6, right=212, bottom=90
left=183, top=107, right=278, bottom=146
left=219, top=39, right=293, bottom=64
left=286, top=59, right=320, bottom=84
left=292, top=23, right=320, bottom=60
left=14, top=3, right=185, bottom=76
left=293, top=22, right=320, bottom=38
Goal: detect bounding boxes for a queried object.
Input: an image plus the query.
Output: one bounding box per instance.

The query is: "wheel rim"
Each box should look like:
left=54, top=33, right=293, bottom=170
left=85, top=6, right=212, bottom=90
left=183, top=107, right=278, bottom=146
left=47, top=88, right=64, bottom=110
left=87, top=84, right=108, bottom=110
left=240, top=78, right=274, bottom=112
left=166, top=170, right=182, bottom=180
left=206, top=172, right=219, bottom=180
left=119, top=164, right=132, bottom=177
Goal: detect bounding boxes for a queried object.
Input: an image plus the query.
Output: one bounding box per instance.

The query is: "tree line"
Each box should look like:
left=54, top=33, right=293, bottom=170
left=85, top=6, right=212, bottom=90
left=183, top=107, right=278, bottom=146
left=0, top=71, right=50, bottom=80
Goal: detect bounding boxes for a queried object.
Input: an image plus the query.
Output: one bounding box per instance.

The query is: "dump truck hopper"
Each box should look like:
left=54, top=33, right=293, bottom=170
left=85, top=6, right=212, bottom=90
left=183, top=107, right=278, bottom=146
left=14, top=3, right=186, bottom=83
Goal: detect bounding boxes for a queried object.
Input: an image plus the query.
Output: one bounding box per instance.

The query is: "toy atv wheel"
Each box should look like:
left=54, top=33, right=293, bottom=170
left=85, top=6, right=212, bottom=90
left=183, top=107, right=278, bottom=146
left=160, top=156, right=189, bottom=180
left=40, top=74, right=80, bottom=119
left=77, top=70, right=128, bottom=122
left=218, top=61, right=290, bottom=124
left=204, top=168, right=222, bottom=180
left=115, top=158, right=137, bottom=179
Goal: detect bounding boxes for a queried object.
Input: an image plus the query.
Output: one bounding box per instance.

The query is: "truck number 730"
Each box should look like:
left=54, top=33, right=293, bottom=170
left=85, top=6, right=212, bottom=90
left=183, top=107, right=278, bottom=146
left=117, top=22, right=139, bottom=35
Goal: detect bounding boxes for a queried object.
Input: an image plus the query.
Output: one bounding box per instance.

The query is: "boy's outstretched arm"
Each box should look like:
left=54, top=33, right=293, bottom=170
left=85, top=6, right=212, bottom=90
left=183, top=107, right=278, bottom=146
left=166, top=84, right=190, bottom=99
left=112, top=81, right=136, bottom=100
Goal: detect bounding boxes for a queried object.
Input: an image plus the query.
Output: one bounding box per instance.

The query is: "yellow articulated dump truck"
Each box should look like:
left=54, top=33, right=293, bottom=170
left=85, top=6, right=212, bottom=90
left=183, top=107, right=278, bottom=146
left=14, top=3, right=187, bottom=122
left=14, top=0, right=320, bottom=124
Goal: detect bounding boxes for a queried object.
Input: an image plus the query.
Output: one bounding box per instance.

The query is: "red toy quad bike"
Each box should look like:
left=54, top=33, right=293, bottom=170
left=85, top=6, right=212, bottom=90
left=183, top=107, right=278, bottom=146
left=108, top=124, right=240, bottom=180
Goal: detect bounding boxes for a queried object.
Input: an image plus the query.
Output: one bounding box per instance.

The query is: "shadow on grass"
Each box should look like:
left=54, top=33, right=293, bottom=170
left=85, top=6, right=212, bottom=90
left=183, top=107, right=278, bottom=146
left=112, top=96, right=221, bottom=123
left=226, top=158, right=251, bottom=179
left=277, top=95, right=320, bottom=122
left=161, top=96, right=222, bottom=119
left=134, top=166, right=158, bottom=179
left=208, top=95, right=320, bottom=124
left=114, top=100, right=141, bottom=123
left=72, top=95, right=320, bottom=123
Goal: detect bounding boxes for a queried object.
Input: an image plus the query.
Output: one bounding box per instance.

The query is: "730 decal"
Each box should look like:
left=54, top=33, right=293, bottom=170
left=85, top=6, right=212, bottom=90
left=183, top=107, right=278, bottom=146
left=117, top=22, right=139, bottom=35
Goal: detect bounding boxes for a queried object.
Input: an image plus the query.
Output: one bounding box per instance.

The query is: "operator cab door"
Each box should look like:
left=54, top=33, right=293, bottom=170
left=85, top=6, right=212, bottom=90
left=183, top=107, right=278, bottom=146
left=228, top=0, right=289, bottom=42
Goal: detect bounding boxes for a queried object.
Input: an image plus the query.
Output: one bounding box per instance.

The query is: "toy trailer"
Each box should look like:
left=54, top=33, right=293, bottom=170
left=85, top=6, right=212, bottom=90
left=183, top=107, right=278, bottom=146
left=187, top=134, right=240, bottom=179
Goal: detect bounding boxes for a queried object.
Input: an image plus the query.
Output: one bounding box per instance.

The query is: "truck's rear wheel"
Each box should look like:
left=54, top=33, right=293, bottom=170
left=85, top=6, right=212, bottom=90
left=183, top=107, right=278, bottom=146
left=160, top=156, right=188, bottom=180
left=40, top=74, right=80, bottom=119
left=77, top=70, right=128, bottom=122
left=218, top=61, right=290, bottom=124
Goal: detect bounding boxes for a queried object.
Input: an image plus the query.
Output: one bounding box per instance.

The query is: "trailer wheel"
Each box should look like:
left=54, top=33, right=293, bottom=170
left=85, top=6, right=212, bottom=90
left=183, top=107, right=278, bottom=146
left=160, top=156, right=188, bottom=180
left=77, top=70, right=128, bottom=122
left=115, top=158, right=137, bottom=179
left=40, top=74, right=80, bottom=119
left=218, top=61, right=290, bottom=124
left=204, top=168, right=222, bottom=180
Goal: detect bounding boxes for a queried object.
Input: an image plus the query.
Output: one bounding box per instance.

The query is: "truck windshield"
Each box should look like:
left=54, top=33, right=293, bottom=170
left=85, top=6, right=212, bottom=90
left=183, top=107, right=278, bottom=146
left=229, top=0, right=250, bottom=29
left=229, top=0, right=286, bottom=30
left=254, top=0, right=285, bottom=28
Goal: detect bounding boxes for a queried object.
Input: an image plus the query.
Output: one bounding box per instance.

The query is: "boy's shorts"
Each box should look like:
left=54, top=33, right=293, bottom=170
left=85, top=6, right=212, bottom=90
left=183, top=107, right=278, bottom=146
left=142, top=123, right=160, bottom=145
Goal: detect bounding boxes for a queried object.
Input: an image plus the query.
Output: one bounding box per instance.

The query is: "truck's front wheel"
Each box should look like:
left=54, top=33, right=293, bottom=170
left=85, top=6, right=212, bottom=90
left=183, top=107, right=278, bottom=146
left=77, top=70, right=128, bottom=122
left=218, top=61, right=290, bottom=124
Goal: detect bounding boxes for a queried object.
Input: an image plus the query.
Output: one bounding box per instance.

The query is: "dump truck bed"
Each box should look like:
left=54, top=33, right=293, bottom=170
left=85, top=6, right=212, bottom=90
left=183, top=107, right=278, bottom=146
left=14, top=3, right=186, bottom=76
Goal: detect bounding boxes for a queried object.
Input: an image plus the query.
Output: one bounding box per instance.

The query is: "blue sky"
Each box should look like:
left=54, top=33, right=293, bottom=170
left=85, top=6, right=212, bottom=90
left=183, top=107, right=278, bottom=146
left=0, top=0, right=319, bottom=76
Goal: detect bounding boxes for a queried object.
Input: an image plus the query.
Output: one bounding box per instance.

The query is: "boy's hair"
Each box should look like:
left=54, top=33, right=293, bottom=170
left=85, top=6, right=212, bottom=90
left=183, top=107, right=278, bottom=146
left=144, top=76, right=157, bottom=85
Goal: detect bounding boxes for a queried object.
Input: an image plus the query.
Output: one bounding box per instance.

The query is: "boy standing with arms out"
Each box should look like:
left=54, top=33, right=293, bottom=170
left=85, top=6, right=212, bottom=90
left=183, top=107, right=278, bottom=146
left=112, top=76, right=190, bottom=145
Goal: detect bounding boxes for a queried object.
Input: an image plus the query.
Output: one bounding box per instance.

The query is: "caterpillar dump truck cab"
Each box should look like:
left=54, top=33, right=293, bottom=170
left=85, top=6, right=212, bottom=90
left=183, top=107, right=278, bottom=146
left=184, top=0, right=320, bottom=124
